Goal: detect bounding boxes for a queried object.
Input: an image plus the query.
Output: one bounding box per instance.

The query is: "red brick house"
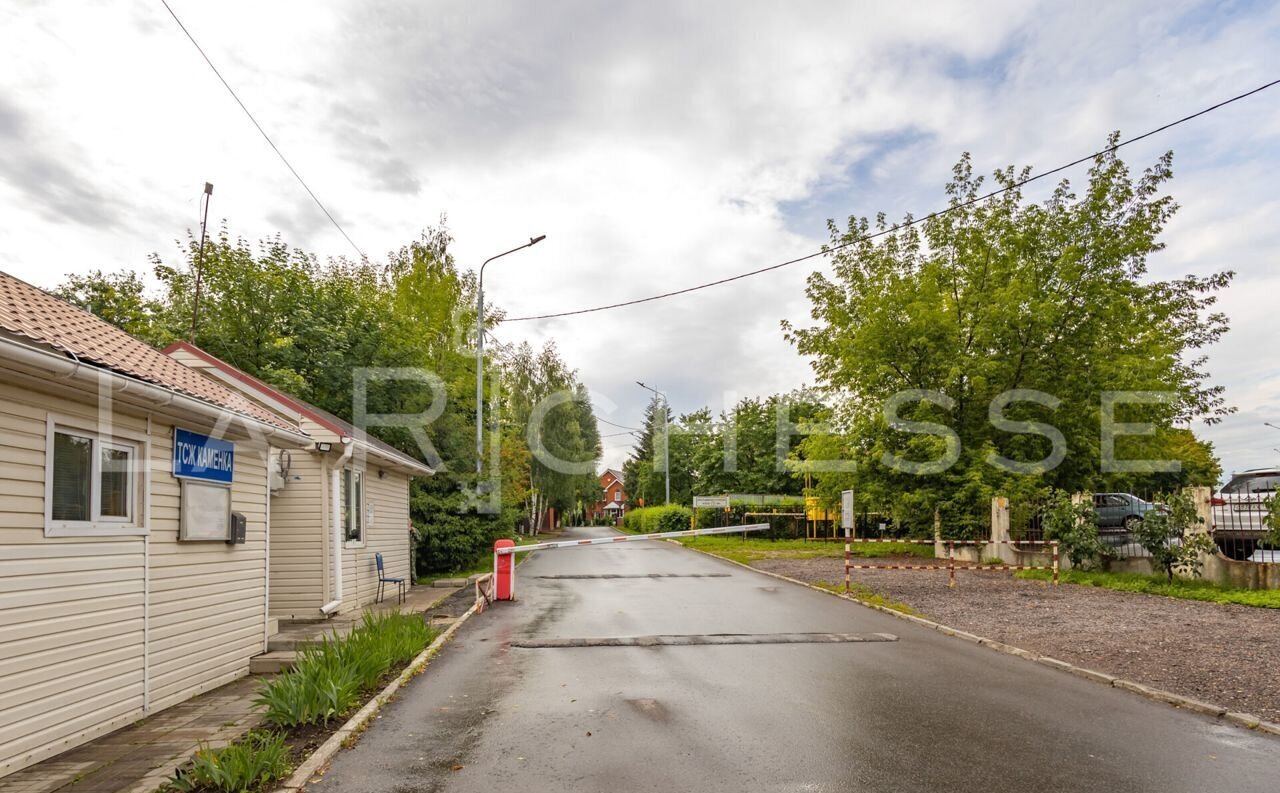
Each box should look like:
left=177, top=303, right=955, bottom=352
left=588, top=468, right=627, bottom=524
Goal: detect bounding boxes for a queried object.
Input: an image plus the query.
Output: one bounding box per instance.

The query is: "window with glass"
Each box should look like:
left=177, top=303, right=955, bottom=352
left=342, top=468, right=365, bottom=544
left=48, top=425, right=139, bottom=534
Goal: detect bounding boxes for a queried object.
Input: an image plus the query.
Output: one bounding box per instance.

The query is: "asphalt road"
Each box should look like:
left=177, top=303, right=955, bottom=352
left=312, top=526, right=1279, bottom=793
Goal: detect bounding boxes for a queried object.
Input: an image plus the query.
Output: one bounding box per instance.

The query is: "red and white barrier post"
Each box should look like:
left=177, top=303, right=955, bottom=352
left=494, top=539, right=515, bottom=601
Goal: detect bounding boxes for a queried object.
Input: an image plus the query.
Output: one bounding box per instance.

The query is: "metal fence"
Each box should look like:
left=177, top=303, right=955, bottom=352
left=1211, top=489, right=1278, bottom=562
left=1010, top=491, right=1163, bottom=560
left=1011, top=489, right=1279, bottom=563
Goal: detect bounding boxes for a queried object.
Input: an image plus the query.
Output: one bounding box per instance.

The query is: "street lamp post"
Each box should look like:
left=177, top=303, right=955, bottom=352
left=636, top=381, right=670, bottom=505
left=476, top=235, right=546, bottom=479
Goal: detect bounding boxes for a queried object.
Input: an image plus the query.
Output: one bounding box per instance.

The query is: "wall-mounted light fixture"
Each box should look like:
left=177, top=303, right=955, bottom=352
left=315, top=442, right=333, bottom=453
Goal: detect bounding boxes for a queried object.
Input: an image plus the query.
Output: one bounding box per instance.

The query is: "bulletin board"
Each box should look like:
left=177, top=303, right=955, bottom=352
left=180, top=479, right=232, bottom=541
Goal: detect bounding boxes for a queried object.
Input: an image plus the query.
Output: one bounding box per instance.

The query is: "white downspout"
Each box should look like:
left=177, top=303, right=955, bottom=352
left=320, top=439, right=353, bottom=616
left=264, top=447, right=272, bottom=650
left=143, top=414, right=152, bottom=713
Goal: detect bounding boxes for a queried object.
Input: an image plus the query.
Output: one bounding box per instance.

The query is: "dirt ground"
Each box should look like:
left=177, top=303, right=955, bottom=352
left=754, top=555, right=1280, bottom=723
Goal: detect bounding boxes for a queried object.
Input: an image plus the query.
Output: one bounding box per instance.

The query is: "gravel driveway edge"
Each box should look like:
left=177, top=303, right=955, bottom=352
left=675, top=541, right=1280, bottom=740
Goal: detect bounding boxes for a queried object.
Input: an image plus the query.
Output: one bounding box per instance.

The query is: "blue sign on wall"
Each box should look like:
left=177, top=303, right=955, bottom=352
left=173, top=428, right=235, bottom=484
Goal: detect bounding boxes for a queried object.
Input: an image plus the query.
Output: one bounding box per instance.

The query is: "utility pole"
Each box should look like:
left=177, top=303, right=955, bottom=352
left=475, top=235, right=546, bottom=479
left=189, top=182, right=213, bottom=341
left=636, top=381, right=670, bottom=505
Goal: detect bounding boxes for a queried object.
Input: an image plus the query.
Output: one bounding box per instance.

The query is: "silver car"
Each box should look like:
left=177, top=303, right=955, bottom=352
left=1211, top=468, right=1279, bottom=539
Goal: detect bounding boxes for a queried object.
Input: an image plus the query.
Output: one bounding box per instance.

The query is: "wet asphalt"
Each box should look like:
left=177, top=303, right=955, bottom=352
left=311, top=525, right=1280, bottom=792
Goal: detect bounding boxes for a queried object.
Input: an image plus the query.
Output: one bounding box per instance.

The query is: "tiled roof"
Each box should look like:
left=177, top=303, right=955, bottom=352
left=164, top=341, right=433, bottom=475
left=0, top=270, right=303, bottom=434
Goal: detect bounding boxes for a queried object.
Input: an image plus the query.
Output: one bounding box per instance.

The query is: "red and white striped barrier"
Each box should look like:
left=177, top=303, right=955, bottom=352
left=842, top=537, right=1059, bottom=590
left=492, top=523, right=771, bottom=600
left=474, top=572, right=494, bottom=613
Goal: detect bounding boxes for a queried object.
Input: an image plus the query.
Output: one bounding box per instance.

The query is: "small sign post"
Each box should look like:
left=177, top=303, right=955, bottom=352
left=841, top=489, right=854, bottom=593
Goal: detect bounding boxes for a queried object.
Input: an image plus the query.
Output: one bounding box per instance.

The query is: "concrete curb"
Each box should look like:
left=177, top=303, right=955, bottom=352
left=674, top=540, right=1280, bottom=740
left=269, top=601, right=481, bottom=792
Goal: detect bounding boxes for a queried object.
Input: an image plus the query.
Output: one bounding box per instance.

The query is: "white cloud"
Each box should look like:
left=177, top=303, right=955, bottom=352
left=1, top=0, right=1277, bottom=475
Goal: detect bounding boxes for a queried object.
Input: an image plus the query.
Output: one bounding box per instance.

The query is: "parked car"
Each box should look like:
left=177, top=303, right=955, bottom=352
left=1092, top=492, right=1164, bottom=534
left=1211, top=468, right=1279, bottom=537
left=1211, top=468, right=1279, bottom=559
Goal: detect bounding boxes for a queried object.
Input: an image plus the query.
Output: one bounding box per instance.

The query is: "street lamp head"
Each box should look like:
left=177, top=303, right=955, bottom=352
left=636, top=380, right=646, bottom=389
left=530, top=234, right=546, bottom=246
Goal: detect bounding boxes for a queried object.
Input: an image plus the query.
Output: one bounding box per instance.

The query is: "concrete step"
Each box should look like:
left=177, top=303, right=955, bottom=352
left=250, top=651, right=297, bottom=675
left=266, top=631, right=347, bottom=653
left=433, top=578, right=468, bottom=588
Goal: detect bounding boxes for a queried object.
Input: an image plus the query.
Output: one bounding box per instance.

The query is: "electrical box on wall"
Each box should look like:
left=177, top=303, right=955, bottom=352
left=227, top=512, right=247, bottom=545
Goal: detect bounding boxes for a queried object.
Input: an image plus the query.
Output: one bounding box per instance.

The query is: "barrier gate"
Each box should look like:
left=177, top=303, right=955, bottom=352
left=479, top=523, right=772, bottom=605
left=843, top=538, right=1060, bottom=590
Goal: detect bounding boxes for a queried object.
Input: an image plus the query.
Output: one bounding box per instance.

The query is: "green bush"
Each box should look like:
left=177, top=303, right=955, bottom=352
left=623, top=505, right=693, bottom=533
left=256, top=611, right=435, bottom=728
left=167, top=731, right=289, bottom=793
left=1135, top=491, right=1218, bottom=581
left=1041, top=489, right=1109, bottom=570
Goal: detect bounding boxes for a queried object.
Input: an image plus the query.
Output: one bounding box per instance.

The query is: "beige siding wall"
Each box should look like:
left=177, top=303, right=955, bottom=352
left=0, top=379, right=272, bottom=776
left=338, top=468, right=412, bottom=612
left=146, top=427, right=270, bottom=713
left=267, top=449, right=325, bottom=617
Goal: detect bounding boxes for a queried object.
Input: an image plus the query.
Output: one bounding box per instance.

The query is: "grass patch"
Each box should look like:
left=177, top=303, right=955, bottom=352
left=1017, top=569, right=1280, bottom=608
left=168, top=612, right=439, bottom=792
left=167, top=731, right=289, bottom=793
left=677, top=535, right=934, bottom=565
left=809, top=580, right=921, bottom=616
left=256, top=611, right=436, bottom=729
left=415, top=535, right=544, bottom=585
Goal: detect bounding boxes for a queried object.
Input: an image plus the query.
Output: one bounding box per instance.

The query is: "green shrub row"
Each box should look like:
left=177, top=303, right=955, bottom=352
left=623, top=504, right=693, bottom=534
left=255, top=611, right=435, bottom=728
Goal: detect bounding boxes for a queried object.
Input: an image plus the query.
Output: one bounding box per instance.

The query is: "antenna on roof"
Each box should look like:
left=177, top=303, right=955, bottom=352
left=189, top=182, right=214, bottom=342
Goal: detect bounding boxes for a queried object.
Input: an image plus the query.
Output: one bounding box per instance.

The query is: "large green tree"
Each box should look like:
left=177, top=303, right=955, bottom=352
left=785, top=141, right=1232, bottom=535
left=624, top=392, right=825, bottom=505
left=500, top=341, right=602, bottom=523
left=58, top=225, right=598, bottom=572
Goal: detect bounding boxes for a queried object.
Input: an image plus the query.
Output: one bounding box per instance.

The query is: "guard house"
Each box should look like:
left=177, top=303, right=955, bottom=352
left=163, top=342, right=433, bottom=619
left=0, top=272, right=312, bottom=778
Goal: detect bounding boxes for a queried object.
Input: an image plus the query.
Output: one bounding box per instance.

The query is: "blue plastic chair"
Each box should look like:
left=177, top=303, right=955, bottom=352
left=376, top=552, right=406, bottom=604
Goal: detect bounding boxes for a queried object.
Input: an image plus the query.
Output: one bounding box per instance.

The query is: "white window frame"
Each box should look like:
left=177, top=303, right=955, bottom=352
left=45, top=413, right=149, bottom=537
left=343, top=467, right=366, bottom=548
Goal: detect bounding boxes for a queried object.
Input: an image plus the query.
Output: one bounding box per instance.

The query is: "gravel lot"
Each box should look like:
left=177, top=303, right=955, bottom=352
left=754, top=555, right=1280, bottom=723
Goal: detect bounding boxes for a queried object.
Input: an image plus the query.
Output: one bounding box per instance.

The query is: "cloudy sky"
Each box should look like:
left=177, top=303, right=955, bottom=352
left=2, top=0, right=1278, bottom=476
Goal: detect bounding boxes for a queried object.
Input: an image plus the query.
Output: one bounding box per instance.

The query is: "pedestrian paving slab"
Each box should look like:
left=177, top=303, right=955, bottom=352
left=0, top=585, right=462, bottom=793
left=0, top=676, right=263, bottom=793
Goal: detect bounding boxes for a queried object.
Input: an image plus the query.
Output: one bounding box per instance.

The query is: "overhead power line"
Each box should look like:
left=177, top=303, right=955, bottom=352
left=600, top=430, right=641, bottom=438
left=595, top=415, right=643, bottom=431
left=505, top=77, right=1280, bottom=323
left=157, top=0, right=366, bottom=260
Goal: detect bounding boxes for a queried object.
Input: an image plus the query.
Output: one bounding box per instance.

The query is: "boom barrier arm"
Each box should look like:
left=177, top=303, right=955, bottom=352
left=490, top=523, right=771, bottom=600
left=495, top=523, right=772, bottom=555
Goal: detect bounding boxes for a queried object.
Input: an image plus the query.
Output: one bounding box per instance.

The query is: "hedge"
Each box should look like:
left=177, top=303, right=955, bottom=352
left=623, top=505, right=693, bottom=534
